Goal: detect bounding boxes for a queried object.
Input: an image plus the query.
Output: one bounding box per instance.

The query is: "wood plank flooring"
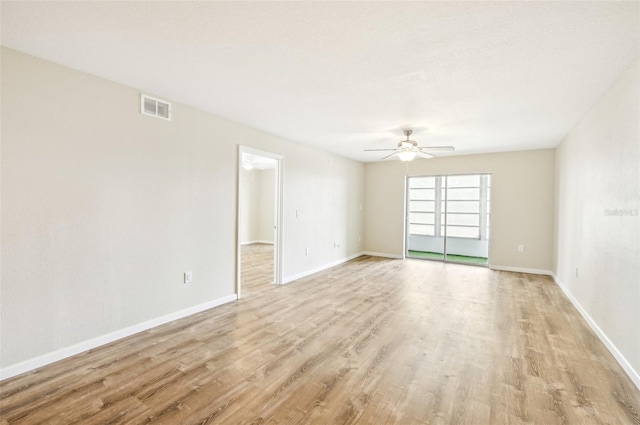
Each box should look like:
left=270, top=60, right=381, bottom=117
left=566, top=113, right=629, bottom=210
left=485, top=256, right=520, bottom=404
left=240, top=243, right=275, bottom=299
left=1, top=245, right=639, bottom=424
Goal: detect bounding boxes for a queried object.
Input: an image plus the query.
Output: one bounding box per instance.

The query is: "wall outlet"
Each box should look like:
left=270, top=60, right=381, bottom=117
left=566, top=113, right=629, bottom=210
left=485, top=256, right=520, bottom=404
left=575, top=268, right=579, bottom=278
left=184, top=271, right=193, bottom=284
left=517, top=244, right=524, bottom=253
left=305, top=248, right=309, bottom=256
left=334, top=242, right=340, bottom=248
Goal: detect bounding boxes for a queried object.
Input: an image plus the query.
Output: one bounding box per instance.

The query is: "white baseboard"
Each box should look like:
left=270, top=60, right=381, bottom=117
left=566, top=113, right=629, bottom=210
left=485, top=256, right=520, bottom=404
left=361, top=251, right=404, bottom=259
left=0, top=294, right=238, bottom=381
left=241, top=240, right=274, bottom=246
left=282, top=252, right=365, bottom=284
left=550, top=274, right=640, bottom=391
left=489, top=265, right=553, bottom=276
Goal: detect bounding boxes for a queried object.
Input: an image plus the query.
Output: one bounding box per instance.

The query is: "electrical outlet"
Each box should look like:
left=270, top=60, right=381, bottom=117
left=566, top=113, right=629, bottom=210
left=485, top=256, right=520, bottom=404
left=517, top=244, right=524, bottom=253
left=575, top=268, right=578, bottom=278
left=184, top=271, right=193, bottom=284
left=305, top=248, right=309, bottom=256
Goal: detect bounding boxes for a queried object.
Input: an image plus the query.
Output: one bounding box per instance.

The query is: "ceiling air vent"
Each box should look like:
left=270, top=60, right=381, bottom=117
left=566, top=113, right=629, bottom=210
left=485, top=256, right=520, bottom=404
left=140, top=94, right=171, bottom=120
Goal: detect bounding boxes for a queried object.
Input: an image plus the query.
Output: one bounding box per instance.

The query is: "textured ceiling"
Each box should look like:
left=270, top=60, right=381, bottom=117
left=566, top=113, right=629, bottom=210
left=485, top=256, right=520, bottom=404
left=1, top=1, right=639, bottom=162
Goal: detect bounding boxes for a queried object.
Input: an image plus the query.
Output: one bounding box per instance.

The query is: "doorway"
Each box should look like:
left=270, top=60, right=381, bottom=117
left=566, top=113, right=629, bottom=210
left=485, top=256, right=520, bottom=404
left=237, top=146, right=283, bottom=298
left=405, top=173, right=491, bottom=266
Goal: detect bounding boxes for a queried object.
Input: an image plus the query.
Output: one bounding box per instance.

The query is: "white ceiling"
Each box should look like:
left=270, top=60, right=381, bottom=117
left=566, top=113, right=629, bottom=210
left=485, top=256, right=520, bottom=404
left=2, top=1, right=639, bottom=162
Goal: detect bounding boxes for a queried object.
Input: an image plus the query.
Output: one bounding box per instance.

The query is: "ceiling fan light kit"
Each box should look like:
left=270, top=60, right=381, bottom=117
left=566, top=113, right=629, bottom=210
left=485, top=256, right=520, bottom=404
left=397, top=150, right=417, bottom=162
left=364, top=129, right=455, bottom=162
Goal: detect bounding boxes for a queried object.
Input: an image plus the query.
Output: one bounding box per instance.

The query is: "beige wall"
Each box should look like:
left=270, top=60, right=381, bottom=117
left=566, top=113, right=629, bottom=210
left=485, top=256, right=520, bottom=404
left=239, top=168, right=275, bottom=244
left=364, top=149, right=555, bottom=271
left=554, top=59, right=639, bottom=380
left=257, top=169, right=275, bottom=243
left=239, top=167, right=259, bottom=243
left=0, top=48, right=364, bottom=369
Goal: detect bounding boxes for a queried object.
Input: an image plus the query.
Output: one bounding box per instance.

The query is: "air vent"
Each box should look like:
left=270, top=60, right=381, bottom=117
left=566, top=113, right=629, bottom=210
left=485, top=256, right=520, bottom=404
left=140, top=94, right=171, bottom=120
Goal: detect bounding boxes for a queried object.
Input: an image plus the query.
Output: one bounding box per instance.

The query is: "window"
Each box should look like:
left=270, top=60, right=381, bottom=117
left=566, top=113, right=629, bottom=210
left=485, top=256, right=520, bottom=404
left=408, top=174, right=491, bottom=240
left=408, top=176, right=437, bottom=236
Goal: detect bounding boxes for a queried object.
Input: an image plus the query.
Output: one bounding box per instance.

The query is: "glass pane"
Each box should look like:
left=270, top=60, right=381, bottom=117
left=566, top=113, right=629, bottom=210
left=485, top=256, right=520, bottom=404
left=410, top=189, right=436, bottom=201
left=444, top=226, right=480, bottom=238
left=447, top=213, right=479, bottom=226
left=409, top=188, right=435, bottom=201
left=410, top=212, right=435, bottom=224
left=446, top=201, right=480, bottom=213
left=409, top=177, right=436, bottom=189
left=410, top=200, right=435, bottom=212
left=447, top=187, right=480, bottom=200
left=447, top=175, right=480, bottom=187
left=410, top=224, right=435, bottom=236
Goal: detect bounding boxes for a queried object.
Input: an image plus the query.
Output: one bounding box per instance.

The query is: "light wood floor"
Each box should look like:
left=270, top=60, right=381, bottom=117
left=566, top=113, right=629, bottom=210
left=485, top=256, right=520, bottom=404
left=240, top=242, right=275, bottom=299
left=1, top=245, right=639, bottom=424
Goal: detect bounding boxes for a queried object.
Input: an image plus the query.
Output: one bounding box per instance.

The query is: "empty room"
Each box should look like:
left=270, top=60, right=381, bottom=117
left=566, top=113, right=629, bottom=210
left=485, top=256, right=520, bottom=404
left=1, top=2, right=639, bottom=424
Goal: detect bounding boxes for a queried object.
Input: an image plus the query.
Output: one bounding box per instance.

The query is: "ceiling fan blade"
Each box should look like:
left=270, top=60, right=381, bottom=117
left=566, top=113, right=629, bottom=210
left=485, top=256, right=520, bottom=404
left=381, top=151, right=398, bottom=160
left=416, top=146, right=455, bottom=151
left=416, top=151, right=434, bottom=159
left=364, top=148, right=397, bottom=152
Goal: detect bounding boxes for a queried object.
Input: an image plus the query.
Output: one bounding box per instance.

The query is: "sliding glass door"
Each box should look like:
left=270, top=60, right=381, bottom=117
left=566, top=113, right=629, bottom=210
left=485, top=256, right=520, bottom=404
left=406, top=174, right=491, bottom=265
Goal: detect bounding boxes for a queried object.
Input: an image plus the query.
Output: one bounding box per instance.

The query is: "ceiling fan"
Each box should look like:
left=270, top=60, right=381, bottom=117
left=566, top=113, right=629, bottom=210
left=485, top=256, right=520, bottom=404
left=365, top=129, right=455, bottom=161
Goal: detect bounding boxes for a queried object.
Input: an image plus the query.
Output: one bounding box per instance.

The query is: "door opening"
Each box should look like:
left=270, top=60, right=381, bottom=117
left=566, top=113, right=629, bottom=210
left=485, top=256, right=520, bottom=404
left=405, top=173, right=491, bottom=266
left=237, top=146, right=283, bottom=298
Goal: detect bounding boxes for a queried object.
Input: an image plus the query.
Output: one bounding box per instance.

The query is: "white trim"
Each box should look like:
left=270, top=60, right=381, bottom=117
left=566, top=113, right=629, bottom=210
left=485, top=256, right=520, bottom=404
left=282, top=252, right=365, bottom=284
left=361, top=251, right=404, bottom=259
left=551, top=274, right=640, bottom=391
left=240, top=240, right=275, bottom=246
left=489, top=265, right=553, bottom=276
left=0, top=294, right=237, bottom=381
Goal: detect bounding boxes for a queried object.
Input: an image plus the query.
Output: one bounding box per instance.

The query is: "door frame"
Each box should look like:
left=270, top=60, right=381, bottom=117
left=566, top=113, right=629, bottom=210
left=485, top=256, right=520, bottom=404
left=237, top=146, right=284, bottom=298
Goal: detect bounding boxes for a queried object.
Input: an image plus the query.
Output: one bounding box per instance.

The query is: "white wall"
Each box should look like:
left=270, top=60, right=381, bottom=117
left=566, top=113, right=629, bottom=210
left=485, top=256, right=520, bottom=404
left=257, top=169, right=275, bottom=243
left=364, top=149, right=555, bottom=271
left=239, top=167, right=259, bottom=244
left=553, top=59, right=639, bottom=384
left=239, top=168, right=274, bottom=244
left=0, top=48, right=364, bottom=371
